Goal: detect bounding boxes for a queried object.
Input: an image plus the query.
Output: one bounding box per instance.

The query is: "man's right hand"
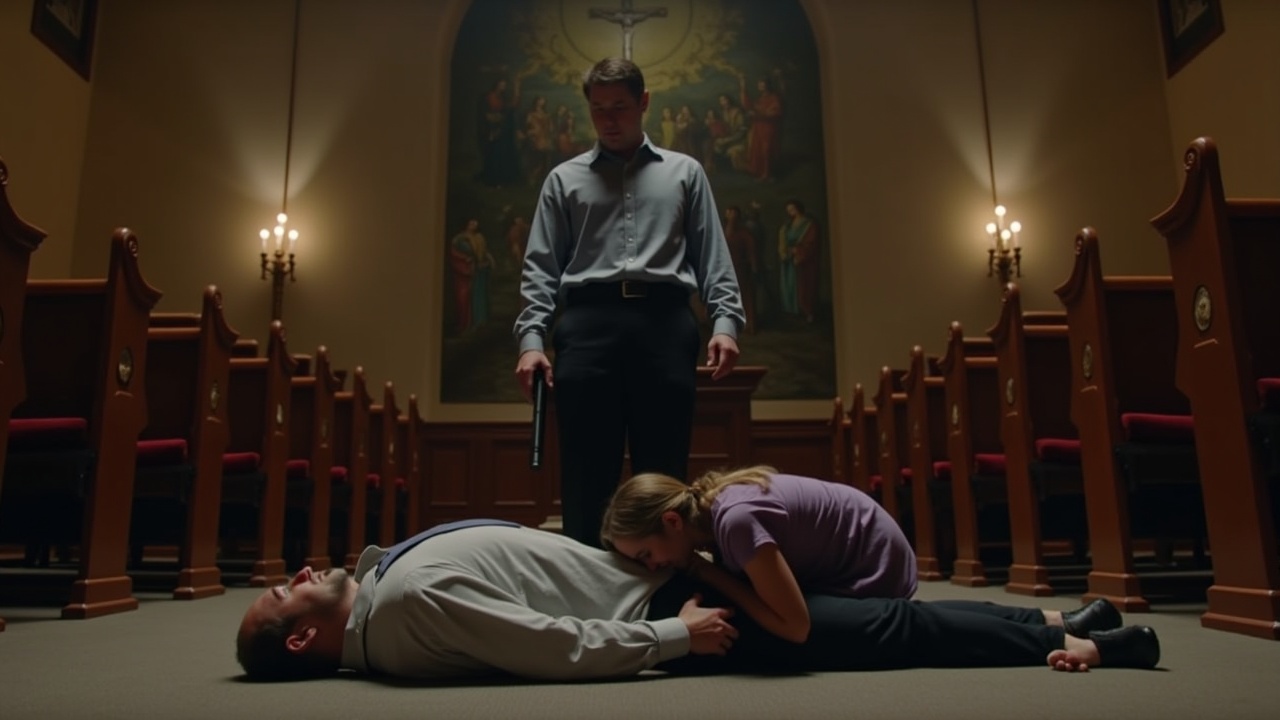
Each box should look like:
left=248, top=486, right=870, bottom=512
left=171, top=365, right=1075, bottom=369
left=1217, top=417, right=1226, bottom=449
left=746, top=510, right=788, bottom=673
left=514, top=350, right=553, bottom=402
left=679, top=594, right=738, bottom=656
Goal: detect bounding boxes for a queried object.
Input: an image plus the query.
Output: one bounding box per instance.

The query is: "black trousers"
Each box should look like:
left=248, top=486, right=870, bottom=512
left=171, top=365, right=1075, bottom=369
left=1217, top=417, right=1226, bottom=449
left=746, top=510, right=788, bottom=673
left=552, top=292, right=699, bottom=546
left=647, top=576, right=1065, bottom=674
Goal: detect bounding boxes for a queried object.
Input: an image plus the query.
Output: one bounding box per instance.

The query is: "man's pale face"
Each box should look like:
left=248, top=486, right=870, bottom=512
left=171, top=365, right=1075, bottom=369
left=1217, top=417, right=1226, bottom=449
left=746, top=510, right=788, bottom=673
left=588, top=83, right=649, bottom=157
left=241, top=567, right=352, bottom=632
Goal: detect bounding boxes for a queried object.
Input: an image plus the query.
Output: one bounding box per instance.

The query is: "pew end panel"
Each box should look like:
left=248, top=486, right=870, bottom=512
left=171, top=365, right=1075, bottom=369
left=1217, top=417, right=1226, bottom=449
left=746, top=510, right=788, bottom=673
left=902, top=346, right=949, bottom=580
left=0, top=158, right=47, bottom=632
left=991, top=284, right=1073, bottom=597
left=330, top=367, right=372, bottom=572
left=1056, top=230, right=1145, bottom=609
left=135, top=286, right=239, bottom=600
left=874, top=367, right=912, bottom=540
left=284, top=345, right=341, bottom=572
left=224, top=321, right=297, bottom=587
left=939, top=322, right=996, bottom=587
left=403, top=395, right=425, bottom=536
left=4, top=231, right=161, bottom=619
left=829, top=395, right=848, bottom=486
left=1152, top=137, right=1280, bottom=639
left=847, top=384, right=880, bottom=499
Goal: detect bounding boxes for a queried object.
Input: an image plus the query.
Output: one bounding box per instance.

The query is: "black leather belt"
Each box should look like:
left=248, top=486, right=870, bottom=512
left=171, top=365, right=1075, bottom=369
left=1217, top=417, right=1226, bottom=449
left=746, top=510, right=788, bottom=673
left=566, top=281, right=689, bottom=305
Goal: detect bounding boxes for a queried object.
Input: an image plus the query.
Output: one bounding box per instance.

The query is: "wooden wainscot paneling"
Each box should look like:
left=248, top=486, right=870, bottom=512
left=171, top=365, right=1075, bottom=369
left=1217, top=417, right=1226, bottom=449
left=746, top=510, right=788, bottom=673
left=420, top=367, right=768, bottom=527
left=749, top=418, right=836, bottom=481
left=418, top=412, right=833, bottom=530
left=419, top=422, right=555, bottom=529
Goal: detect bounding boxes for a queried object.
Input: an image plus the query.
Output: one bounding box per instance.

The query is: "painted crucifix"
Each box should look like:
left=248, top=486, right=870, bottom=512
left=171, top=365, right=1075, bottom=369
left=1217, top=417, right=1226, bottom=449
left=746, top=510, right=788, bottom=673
left=588, top=0, right=668, bottom=61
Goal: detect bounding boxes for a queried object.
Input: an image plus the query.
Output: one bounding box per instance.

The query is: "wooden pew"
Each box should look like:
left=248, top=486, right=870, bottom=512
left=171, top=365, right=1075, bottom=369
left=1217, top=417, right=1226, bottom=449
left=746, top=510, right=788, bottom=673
left=366, top=382, right=401, bottom=547
left=284, top=346, right=341, bottom=571
left=1151, top=136, right=1280, bottom=639
left=829, top=395, right=849, bottom=486
left=2, top=230, right=161, bottom=618
left=220, top=321, right=297, bottom=586
left=874, top=367, right=913, bottom=541
left=132, top=287, right=238, bottom=599
left=847, top=383, right=880, bottom=499
left=0, top=158, right=48, bottom=631
left=901, top=346, right=952, bottom=580
left=989, top=284, right=1086, bottom=597
left=399, top=395, right=424, bottom=536
left=937, top=322, right=1002, bottom=587
left=330, top=367, right=372, bottom=571
left=1055, top=229, right=1202, bottom=611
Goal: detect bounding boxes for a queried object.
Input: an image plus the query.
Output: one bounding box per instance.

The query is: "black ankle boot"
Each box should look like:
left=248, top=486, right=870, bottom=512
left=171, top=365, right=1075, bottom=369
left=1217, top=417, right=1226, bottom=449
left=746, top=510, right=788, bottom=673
left=1089, top=626, right=1161, bottom=669
left=1062, top=598, right=1123, bottom=637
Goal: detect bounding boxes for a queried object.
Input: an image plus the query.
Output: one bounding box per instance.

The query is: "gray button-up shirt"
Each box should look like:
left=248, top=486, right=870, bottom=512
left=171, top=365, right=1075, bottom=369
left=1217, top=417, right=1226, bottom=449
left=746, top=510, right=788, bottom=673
left=340, top=525, right=690, bottom=680
left=514, top=136, right=745, bottom=355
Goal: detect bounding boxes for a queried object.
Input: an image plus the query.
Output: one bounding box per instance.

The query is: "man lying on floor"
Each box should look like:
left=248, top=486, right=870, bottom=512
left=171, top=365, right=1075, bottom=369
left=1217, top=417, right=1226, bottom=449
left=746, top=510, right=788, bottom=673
left=235, top=520, right=1160, bottom=681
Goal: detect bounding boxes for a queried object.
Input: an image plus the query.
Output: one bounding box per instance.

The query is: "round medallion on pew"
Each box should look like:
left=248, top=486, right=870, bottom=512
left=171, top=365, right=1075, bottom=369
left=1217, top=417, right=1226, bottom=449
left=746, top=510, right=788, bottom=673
left=1193, top=286, right=1212, bottom=332
left=276, top=403, right=284, bottom=427
left=118, top=347, right=134, bottom=386
left=1082, top=344, right=1094, bottom=381
left=210, top=381, right=220, bottom=411
left=951, top=403, right=959, bottom=427
left=1005, top=378, right=1015, bottom=405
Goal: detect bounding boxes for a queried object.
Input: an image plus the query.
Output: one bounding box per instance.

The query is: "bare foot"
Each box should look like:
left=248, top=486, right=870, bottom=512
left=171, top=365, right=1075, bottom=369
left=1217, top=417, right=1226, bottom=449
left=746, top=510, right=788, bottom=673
left=1047, top=635, right=1100, bottom=672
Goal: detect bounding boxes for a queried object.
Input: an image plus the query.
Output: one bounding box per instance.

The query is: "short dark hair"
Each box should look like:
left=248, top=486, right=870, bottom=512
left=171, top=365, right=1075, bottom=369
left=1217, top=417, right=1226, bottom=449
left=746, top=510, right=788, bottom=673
left=582, top=57, right=645, bottom=101
left=236, top=613, right=336, bottom=682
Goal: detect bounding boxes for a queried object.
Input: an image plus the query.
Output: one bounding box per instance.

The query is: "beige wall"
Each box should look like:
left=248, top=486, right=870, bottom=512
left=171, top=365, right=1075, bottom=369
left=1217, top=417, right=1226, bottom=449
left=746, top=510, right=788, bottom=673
left=0, top=0, right=94, bottom=277
left=812, top=0, right=1175, bottom=414
left=11, top=0, right=1268, bottom=422
left=1163, top=0, right=1280, bottom=197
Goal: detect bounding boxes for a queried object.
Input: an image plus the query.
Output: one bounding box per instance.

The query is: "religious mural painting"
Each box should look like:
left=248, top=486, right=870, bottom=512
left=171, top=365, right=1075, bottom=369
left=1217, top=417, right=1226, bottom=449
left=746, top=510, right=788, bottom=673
left=441, top=0, right=834, bottom=403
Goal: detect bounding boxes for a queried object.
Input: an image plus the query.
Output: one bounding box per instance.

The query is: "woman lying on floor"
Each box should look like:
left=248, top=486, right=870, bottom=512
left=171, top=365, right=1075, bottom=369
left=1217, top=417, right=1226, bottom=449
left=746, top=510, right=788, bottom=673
left=601, top=466, right=1153, bottom=673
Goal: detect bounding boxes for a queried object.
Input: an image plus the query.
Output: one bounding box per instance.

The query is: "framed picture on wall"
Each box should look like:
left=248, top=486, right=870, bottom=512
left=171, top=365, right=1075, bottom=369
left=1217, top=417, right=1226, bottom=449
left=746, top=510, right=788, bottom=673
left=30, top=0, right=99, bottom=81
left=1157, top=0, right=1225, bottom=77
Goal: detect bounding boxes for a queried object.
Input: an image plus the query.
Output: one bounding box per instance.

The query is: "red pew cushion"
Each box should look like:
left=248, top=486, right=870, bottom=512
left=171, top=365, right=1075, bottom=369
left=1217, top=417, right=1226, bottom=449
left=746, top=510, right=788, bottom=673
left=330, top=466, right=349, bottom=483
left=974, top=453, right=1007, bottom=475
left=868, top=474, right=883, bottom=491
left=7, top=417, right=89, bottom=451
left=1035, top=438, right=1081, bottom=464
left=286, top=459, right=310, bottom=478
left=223, top=452, right=261, bottom=474
left=396, top=477, right=406, bottom=490
left=136, top=438, right=188, bottom=466
left=367, top=473, right=381, bottom=489
left=1258, top=378, right=1280, bottom=412
left=899, top=467, right=912, bottom=484
left=931, top=461, right=952, bottom=482
left=1120, top=413, right=1194, bottom=444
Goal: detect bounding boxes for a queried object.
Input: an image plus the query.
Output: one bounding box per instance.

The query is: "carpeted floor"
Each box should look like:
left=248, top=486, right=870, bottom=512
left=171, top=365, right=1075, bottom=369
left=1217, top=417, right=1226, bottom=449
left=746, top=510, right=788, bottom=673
left=2, top=577, right=1279, bottom=720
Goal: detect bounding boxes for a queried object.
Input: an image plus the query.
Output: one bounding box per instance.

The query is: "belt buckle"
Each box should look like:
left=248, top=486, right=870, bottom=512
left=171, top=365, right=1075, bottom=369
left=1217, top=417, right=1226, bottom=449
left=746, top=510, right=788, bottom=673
left=621, top=280, right=645, bottom=298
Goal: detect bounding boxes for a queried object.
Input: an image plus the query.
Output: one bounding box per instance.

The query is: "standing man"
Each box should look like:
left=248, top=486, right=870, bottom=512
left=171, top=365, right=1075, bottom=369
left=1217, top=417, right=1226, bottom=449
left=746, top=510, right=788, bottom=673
left=513, top=57, right=745, bottom=546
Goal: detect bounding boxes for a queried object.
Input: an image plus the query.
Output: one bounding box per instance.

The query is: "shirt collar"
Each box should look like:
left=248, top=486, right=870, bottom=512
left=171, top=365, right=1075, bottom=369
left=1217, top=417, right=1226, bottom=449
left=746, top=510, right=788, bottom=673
left=339, top=545, right=386, bottom=673
left=589, top=133, right=663, bottom=167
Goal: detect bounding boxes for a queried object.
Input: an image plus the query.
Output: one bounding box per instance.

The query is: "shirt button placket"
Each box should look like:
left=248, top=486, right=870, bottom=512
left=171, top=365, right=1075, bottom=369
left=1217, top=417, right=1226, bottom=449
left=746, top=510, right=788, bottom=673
left=624, top=184, right=635, bottom=263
